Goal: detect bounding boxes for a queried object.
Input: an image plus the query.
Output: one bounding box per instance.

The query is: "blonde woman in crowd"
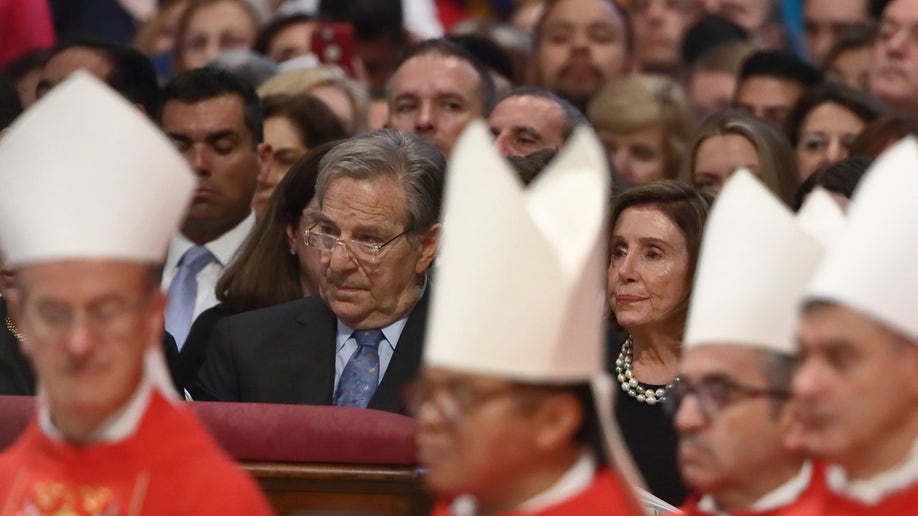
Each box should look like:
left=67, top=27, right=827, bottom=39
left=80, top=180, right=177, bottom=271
left=258, top=66, right=369, bottom=135
left=588, top=74, right=690, bottom=185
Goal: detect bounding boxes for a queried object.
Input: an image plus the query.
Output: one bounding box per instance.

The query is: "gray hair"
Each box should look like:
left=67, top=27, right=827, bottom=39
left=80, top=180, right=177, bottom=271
left=315, top=130, right=446, bottom=235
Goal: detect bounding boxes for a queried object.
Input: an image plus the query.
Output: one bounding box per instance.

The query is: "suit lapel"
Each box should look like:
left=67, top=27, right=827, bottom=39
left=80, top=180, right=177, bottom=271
left=369, top=289, right=430, bottom=413
left=288, top=297, right=337, bottom=404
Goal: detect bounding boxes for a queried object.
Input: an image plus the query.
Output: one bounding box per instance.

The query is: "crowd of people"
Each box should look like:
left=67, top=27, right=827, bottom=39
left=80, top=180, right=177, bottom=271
left=1, top=0, right=918, bottom=514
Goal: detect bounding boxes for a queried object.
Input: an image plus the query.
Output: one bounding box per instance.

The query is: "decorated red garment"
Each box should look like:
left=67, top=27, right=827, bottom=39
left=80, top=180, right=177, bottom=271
left=430, top=467, right=644, bottom=516
left=0, top=391, right=272, bottom=515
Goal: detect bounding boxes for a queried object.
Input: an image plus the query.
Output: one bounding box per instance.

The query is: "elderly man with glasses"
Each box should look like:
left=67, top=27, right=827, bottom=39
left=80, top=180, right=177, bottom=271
left=194, top=130, right=443, bottom=414
left=670, top=170, right=836, bottom=515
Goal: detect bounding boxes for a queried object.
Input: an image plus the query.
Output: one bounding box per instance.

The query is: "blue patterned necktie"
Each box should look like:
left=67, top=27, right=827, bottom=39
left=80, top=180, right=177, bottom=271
left=334, top=329, right=384, bottom=408
left=164, top=246, right=215, bottom=350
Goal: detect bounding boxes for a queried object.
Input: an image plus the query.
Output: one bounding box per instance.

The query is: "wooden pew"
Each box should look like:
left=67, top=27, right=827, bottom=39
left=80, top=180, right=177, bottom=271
left=0, top=396, right=432, bottom=515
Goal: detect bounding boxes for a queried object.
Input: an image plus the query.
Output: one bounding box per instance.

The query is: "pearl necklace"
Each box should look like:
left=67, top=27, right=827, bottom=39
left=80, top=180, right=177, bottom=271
left=4, top=316, right=23, bottom=342
left=615, top=337, right=678, bottom=405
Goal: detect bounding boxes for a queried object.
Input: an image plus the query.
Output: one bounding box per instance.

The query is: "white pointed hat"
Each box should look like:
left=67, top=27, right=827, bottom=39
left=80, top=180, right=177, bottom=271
left=0, top=72, right=195, bottom=401
left=0, top=72, right=195, bottom=267
left=797, top=187, right=846, bottom=248
left=684, top=169, right=826, bottom=355
left=806, top=137, right=918, bottom=341
left=424, top=121, right=610, bottom=382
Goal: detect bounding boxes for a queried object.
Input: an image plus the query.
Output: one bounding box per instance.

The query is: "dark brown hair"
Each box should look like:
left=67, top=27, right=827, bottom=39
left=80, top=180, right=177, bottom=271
left=609, top=180, right=712, bottom=329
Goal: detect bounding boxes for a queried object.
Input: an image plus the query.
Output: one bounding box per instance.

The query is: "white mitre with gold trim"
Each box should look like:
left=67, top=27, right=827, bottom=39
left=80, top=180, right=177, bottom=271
left=424, top=121, right=609, bottom=381
left=0, top=72, right=196, bottom=399
left=684, top=170, right=825, bottom=355
left=806, top=137, right=918, bottom=342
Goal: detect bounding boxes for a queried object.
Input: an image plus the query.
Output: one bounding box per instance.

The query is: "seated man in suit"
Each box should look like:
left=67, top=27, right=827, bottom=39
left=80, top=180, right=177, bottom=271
left=195, top=129, right=443, bottom=414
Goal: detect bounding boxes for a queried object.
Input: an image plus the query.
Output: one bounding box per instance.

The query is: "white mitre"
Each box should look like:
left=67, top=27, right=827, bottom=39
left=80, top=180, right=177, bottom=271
left=806, top=137, right=918, bottom=342
left=0, top=72, right=194, bottom=266
left=684, top=170, right=825, bottom=355
left=424, top=121, right=609, bottom=381
left=797, top=187, right=846, bottom=247
left=0, top=72, right=196, bottom=399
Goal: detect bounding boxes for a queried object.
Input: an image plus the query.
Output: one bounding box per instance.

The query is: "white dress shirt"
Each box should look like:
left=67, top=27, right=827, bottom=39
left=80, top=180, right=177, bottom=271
left=161, top=213, right=255, bottom=324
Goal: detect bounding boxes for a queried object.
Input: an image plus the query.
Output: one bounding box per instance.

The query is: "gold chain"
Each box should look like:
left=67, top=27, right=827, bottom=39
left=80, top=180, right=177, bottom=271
left=4, top=316, right=23, bottom=342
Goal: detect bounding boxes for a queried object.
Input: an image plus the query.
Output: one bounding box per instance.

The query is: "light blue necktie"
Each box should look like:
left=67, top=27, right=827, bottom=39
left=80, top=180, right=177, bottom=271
left=334, top=329, right=384, bottom=408
left=164, top=246, right=214, bottom=350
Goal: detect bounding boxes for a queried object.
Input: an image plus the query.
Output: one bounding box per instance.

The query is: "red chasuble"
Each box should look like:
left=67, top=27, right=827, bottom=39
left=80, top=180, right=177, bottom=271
left=0, top=391, right=272, bottom=515
left=679, top=463, right=828, bottom=516
left=430, top=467, right=644, bottom=516
left=806, top=460, right=918, bottom=516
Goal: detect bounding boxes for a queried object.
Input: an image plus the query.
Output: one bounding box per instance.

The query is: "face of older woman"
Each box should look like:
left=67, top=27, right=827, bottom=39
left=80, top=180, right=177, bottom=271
left=692, top=133, right=760, bottom=198
left=608, top=205, right=690, bottom=331
left=796, top=102, right=865, bottom=180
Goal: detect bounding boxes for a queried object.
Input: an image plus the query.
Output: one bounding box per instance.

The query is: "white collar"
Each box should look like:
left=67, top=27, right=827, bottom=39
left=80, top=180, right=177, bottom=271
left=697, top=461, right=813, bottom=515
left=449, top=450, right=596, bottom=516
left=827, top=436, right=918, bottom=505
left=164, top=212, right=255, bottom=271
left=39, top=374, right=153, bottom=444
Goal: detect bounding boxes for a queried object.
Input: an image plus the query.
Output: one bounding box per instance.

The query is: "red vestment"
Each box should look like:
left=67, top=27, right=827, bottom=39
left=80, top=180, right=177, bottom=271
left=0, top=391, right=272, bottom=515
left=678, top=463, right=828, bottom=516
left=803, top=460, right=918, bottom=516
left=430, top=467, right=644, bottom=516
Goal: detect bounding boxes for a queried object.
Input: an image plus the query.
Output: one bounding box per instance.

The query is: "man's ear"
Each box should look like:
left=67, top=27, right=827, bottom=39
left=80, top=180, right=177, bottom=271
left=256, top=142, right=273, bottom=180
left=414, top=223, right=441, bottom=275
left=146, top=289, right=167, bottom=351
left=285, top=221, right=299, bottom=253
left=532, top=392, right=583, bottom=452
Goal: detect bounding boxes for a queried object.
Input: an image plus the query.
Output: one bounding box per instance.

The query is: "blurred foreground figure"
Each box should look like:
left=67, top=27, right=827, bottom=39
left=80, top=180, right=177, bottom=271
left=416, top=121, right=647, bottom=515
left=674, top=170, right=839, bottom=515
left=792, top=138, right=918, bottom=513
left=0, top=73, right=271, bottom=514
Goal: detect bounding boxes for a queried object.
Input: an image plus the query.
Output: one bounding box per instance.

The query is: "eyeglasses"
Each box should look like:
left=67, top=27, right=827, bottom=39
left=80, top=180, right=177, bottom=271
left=24, top=294, right=154, bottom=341
left=663, top=376, right=790, bottom=421
left=404, top=379, right=523, bottom=424
left=303, top=226, right=409, bottom=263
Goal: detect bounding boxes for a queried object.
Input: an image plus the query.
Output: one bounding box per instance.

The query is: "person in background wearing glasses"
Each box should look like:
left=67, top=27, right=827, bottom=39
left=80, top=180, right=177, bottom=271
left=417, top=122, right=644, bottom=515
left=791, top=140, right=918, bottom=512
left=0, top=73, right=271, bottom=513
left=195, top=129, right=443, bottom=414
left=672, top=170, right=834, bottom=515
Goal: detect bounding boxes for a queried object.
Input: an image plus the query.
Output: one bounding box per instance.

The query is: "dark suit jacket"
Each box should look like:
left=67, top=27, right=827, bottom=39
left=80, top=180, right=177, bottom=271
left=0, top=299, right=35, bottom=395
left=0, top=298, right=183, bottom=395
left=193, top=292, right=430, bottom=415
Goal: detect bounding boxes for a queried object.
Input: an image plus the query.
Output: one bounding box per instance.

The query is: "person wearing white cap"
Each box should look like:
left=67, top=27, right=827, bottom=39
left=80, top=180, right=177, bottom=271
left=792, top=137, right=918, bottom=513
left=415, top=122, right=643, bottom=515
left=670, top=170, right=832, bottom=515
left=0, top=72, right=271, bottom=514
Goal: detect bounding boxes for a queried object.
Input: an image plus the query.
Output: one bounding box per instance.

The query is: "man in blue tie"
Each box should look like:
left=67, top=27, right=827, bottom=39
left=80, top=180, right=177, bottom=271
left=158, top=67, right=272, bottom=351
left=194, top=129, right=443, bottom=414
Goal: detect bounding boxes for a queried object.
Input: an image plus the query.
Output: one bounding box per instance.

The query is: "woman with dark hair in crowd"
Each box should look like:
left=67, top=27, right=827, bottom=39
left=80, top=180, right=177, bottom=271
left=784, top=82, right=884, bottom=180
left=606, top=180, right=712, bottom=505
left=180, top=142, right=338, bottom=392
left=793, top=155, right=872, bottom=211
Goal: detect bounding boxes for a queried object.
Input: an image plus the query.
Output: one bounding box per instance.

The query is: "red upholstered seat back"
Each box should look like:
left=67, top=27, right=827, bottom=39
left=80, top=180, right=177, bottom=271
left=190, top=401, right=419, bottom=465
left=0, top=396, right=418, bottom=466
